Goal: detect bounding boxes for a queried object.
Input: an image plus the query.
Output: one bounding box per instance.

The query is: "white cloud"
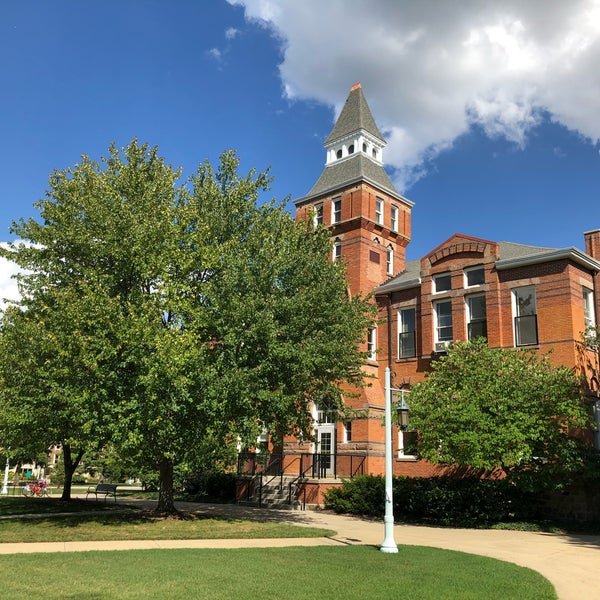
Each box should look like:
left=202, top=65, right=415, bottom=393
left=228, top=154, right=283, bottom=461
left=228, top=0, right=600, bottom=190
left=225, top=27, right=239, bottom=40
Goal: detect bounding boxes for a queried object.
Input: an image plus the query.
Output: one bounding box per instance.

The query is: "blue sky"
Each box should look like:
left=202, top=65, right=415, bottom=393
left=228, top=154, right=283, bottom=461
left=2, top=1, right=600, bottom=304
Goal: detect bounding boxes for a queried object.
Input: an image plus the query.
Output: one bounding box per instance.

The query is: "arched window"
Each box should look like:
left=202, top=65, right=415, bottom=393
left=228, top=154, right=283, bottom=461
left=348, top=144, right=354, bottom=154
left=336, top=149, right=343, bottom=159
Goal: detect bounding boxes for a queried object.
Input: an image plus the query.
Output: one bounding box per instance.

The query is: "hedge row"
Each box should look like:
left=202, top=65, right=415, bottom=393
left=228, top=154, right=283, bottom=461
left=323, top=475, right=539, bottom=527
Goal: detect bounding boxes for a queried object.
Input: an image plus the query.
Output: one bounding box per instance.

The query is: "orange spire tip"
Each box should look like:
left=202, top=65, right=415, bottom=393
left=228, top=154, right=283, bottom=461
left=351, top=82, right=362, bottom=91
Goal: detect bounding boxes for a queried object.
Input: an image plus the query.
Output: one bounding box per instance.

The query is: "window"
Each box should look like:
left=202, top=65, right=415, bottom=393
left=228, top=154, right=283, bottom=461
left=375, top=197, right=384, bottom=225
left=584, top=287, right=596, bottom=329
left=332, top=197, right=341, bottom=223
left=336, top=149, right=342, bottom=159
left=433, top=273, right=451, bottom=293
left=390, top=205, right=399, bottom=232
left=386, top=246, right=394, bottom=275
left=348, top=144, right=354, bottom=154
left=434, top=299, right=453, bottom=348
left=367, top=327, right=377, bottom=360
left=513, top=286, right=538, bottom=346
left=313, top=203, right=323, bottom=228
left=398, top=430, right=419, bottom=457
left=333, top=239, right=342, bottom=261
left=343, top=421, right=352, bottom=443
left=398, top=308, right=416, bottom=358
left=465, top=266, right=485, bottom=287
left=466, top=295, right=487, bottom=340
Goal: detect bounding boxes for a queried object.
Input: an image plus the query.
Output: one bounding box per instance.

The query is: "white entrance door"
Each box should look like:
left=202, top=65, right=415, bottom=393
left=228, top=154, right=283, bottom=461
left=317, top=424, right=335, bottom=477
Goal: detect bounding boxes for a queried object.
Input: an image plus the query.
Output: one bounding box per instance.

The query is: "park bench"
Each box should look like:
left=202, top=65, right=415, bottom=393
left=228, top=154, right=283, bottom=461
left=86, top=482, right=118, bottom=502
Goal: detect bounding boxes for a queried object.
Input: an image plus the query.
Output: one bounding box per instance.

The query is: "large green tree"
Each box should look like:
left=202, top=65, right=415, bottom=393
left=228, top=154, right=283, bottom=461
left=0, top=140, right=373, bottom=512
left=408, top=338, right=592, bottom=474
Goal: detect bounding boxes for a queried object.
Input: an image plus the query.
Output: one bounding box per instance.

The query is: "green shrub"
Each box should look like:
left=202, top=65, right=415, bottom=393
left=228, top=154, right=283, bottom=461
left=324, top=475, right=385, bottom=517
left=180, top=471, right=237, bottom=503
left=324, top=474, right=542, bottom=527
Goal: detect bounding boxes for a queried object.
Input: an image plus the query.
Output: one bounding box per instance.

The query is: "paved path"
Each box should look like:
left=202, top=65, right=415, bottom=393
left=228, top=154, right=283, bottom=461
left=1, top=500, right=599, bottom=600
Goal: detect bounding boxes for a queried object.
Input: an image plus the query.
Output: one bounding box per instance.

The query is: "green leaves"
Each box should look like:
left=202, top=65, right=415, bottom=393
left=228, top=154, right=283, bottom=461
left=1, top=141, right=373, bottom=510
left=409, top=338, right=591, bottom=472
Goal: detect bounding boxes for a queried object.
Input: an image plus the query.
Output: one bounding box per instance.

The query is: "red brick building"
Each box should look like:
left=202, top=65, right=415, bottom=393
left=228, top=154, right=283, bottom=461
left=240, top=83, right=600, bottom=506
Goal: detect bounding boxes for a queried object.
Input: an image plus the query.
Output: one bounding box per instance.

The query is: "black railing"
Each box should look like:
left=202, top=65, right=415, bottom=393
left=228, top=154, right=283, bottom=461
left=238, top=451, right=366, bottom=506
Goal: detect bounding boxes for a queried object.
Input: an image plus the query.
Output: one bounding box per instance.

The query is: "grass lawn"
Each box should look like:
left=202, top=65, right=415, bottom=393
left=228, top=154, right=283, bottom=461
left=0, top=498, right=333, bottom=543
left=0, top=545, right=556, bottom=600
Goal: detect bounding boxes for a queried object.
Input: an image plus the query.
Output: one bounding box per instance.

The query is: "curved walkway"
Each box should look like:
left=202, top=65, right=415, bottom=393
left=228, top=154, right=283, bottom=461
left=1, top=500, right=599, bottom=600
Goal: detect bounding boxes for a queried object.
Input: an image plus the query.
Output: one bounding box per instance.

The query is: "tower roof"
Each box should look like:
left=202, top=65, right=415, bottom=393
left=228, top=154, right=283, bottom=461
left=325, top=83, right=385, bottom=145
left=295, top=83, right=408, bottom=205
left=300, top=154, right=405, bottom=202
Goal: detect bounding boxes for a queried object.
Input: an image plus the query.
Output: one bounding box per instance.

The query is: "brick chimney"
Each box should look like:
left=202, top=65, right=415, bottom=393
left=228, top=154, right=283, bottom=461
left=584, top=229, right=600, bottom=260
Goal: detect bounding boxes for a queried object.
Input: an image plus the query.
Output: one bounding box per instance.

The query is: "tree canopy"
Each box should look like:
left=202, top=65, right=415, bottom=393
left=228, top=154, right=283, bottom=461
left=0, top=140, right=374, bottom=511
left=407, top=338, right=592, bottom=473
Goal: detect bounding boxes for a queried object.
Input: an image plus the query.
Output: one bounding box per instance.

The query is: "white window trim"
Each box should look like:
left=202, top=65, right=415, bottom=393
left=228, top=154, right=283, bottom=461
left=332, top=197, right=341, bottom=224
left=464, top=266, right=485, bottom=288
left=398, top=307, right=416, bottom=359
left=313, top=203, right=323, bottom=228
left=386, top=245, right=394, bottom=275
left=512, top=285, right=538, bottom=347
left=434, top=299, right=453, bottom=348
left=397, top=430, right=418, bottom=460
left=433, top=272, right=452, bottom=294
left=391, top=205, right=399, bottom=232
left=584, top=287, right=596, bottom=329
left=367, top=327, right=377, bottom=360
left=466, top=294, right=487, bottom=340
left=375, top=197, right=384, bottom=225
left=333, top=239, right=342, bottom=261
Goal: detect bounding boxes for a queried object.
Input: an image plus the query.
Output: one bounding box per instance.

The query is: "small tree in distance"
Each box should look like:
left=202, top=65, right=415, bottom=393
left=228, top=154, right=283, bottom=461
left=408, top=338, right=592, bottom=478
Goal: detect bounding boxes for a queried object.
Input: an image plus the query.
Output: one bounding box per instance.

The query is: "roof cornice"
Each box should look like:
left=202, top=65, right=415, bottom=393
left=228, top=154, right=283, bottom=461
left=376, top=276, right=422, bottom=294
left=496, top=247, right=600, bottom=272
left=294, top=174, right=413, bottom=207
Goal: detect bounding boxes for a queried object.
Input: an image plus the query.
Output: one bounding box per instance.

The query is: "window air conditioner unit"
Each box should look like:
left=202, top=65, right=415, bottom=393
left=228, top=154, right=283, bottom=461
left=434, top=341, right=452, bottom=353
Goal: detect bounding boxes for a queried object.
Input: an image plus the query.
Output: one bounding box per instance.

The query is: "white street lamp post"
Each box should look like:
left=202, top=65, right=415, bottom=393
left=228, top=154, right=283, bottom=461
left=380, top=367, right=398, bottom=553
left=1, top=457, right=9, bottom=495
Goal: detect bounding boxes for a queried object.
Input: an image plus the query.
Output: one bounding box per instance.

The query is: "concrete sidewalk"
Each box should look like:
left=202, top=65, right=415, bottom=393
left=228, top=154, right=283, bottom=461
left=1, top=500, right=599, bottom=600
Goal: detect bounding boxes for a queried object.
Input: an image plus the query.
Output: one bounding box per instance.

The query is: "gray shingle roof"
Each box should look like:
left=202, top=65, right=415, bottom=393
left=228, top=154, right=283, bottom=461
left=376, top=239, right=600, bottom=293
left=497, top=241, right=556, bottom=261
left=297, top=154, right=404, bottom=203
left=324, top=84, right=385, bottom=145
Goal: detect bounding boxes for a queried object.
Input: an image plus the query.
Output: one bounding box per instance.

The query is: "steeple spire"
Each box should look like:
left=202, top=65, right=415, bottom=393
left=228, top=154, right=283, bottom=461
left=324, top=82, right=385, bottom=148
left=298, top=83, right=401, bottom=202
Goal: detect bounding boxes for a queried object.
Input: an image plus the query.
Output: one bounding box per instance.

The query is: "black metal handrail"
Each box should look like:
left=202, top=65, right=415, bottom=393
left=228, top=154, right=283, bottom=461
left=238, top=451, right=366, bottom=507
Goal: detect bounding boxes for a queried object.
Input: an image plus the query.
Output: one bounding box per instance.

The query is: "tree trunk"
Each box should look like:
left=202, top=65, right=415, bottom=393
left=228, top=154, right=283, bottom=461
left=156, top=457, right=177, bottom=514
left=60, top=444, right=84, bottom=501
